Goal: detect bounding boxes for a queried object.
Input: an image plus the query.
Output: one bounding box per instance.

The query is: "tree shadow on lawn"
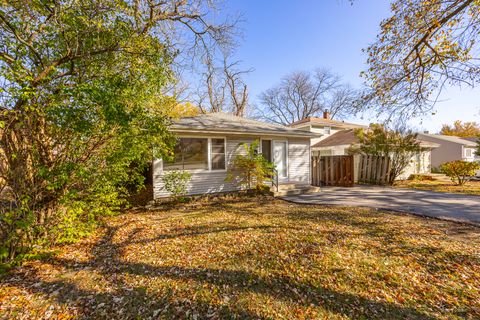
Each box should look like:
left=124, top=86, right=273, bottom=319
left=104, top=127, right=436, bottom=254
left=8, top=223, right=443, bottom=320
left=283, top=203, right=480, bottom=262
left=159, top=198, right=480, bottom=282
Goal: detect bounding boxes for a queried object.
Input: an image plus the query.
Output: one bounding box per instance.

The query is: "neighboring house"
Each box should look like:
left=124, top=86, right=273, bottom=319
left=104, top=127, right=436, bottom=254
left=311, top=129, right=439, bottom=180
left=153, top=112, right=316, bottom=198
left=309, top=129, right=357, bottom=156
left=290, top=111, right=366, bottom=146
left=417, top=133, right=478, bottom=169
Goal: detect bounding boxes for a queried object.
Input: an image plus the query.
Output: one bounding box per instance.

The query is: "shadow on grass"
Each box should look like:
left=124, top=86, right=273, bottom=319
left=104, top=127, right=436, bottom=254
left=6, top=221, right=444, bottom=320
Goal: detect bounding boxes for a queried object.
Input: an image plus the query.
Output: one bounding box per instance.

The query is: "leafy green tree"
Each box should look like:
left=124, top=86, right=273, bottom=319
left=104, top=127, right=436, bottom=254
left=362, top=0, right=480, bottom=117
left=226, top=140, right=275, bottom=190
left=441, top=161, right=480, bottom=186
left=352, top=124, right=426, bottom=185
left=0, top=0, right=232, bottom=263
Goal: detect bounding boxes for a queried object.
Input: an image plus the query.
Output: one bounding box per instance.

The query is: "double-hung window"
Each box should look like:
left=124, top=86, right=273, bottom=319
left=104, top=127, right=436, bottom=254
left=211, top=138, right=226, bottom=170
left=163, top=137, right=226, bottom=171
left=324, top=126, right=331, bottom=135
left=465, top=148, right=473, bottom=158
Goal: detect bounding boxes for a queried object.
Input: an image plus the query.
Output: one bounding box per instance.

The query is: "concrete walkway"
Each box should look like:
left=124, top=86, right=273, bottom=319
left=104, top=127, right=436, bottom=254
left=281, top=186, right=480, bottom=226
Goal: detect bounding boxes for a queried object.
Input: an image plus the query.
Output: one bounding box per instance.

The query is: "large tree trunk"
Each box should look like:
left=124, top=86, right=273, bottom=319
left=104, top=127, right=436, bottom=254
left=0, top=110, right=60, bottom=260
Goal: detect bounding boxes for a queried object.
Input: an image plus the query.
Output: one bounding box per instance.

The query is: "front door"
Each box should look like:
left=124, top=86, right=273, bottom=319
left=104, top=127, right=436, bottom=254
left=273, top=141, right=288, bottom=180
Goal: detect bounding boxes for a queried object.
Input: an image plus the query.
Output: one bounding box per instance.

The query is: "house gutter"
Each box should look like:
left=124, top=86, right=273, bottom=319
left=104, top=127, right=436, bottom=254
left=170, top=128, right=319, bottom=138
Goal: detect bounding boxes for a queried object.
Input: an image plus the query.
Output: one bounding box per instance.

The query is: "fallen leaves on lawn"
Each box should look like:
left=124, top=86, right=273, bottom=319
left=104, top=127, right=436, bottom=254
left=1, top=197, right=479, bottom=319
left=395, top=180, right=480, bottom=196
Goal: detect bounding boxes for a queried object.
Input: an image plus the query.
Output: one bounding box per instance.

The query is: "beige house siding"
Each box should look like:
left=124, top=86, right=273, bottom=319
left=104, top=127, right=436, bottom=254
left=308, top=125, right=344, bottom=146
left=312, top=144, right=351, bottom=156
left=417, top=135, right=466, bottom=168
left=397, top=151, right=432, bottom=180
left=153, top=135, right=311, bottom=198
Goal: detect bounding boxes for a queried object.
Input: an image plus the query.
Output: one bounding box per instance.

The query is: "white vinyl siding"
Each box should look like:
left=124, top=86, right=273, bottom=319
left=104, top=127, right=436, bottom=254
left=154, top=136, right=252, bottom=198
left=153, top=135, right=310, bottom=198
left=288, top=139, right=310, bottom=183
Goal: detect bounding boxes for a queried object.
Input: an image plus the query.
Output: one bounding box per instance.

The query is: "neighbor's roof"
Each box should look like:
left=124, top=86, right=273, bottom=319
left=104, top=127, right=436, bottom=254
left=170, top=112, right=318, bottom=138
left=290, top=117, right=366, bottom=129
left=418, top=133, right=477, bottom=147
left=462, top=137, right=479, bottom=143
left=312, top=130, right=440, bottom=149
left=312, top=129, right=358, bottom=148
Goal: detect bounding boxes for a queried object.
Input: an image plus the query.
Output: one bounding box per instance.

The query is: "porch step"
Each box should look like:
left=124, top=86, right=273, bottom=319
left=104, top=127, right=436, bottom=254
left=272, top=183, right=314, bottom=191
left=272, top=184, right=321, bottom=197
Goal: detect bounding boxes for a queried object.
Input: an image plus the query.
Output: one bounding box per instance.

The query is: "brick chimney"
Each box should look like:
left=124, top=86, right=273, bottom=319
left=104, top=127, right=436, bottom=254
left=323, top=110, right=331, bottom=120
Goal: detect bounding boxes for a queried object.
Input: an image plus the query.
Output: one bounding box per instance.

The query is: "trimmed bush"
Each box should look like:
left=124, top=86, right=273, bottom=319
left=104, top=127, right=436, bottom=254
left=440, top=161, right=480, bottom=186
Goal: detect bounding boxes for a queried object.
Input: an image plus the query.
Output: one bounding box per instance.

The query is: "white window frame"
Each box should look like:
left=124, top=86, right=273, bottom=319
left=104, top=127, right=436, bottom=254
left=324, top=126, right=331, bottom=135
left=161, top=136, right=227, bottom=173
left=210, top=137, right=227, bottom=171
left=464, top=147, right=473, bottom=158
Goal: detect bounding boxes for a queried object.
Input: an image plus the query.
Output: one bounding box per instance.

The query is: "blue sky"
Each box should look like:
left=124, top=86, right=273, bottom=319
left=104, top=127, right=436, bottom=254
left=224, top=0, right=480, bottom=132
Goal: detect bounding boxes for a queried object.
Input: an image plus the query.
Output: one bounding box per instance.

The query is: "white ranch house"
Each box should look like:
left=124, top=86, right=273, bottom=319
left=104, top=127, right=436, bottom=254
left=153, top=113, right=316, bottom=198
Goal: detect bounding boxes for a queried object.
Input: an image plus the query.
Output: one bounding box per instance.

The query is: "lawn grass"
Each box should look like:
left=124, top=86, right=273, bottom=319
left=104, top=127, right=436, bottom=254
left=1, top=196, right=479, bottom=319
left=395, top=179, right=480, bottom=196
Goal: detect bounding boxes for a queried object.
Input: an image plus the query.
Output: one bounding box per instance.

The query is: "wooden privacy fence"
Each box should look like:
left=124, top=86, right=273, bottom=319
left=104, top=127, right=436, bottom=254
left=311, top=155, right=354, bottom=187
left=311, top=154, right=391, bottom=187
left=357, top=154, right=391, bottom=185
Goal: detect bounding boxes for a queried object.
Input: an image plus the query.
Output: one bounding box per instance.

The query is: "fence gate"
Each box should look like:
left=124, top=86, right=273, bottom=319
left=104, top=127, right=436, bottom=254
left=357, top=155, right=391, bottom=185
left=311, top=155, right=354, bottom=187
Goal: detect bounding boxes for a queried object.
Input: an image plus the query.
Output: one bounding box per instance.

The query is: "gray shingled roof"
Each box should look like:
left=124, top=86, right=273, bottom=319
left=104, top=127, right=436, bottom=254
left=418, top=133, right=477, bottom=147
left=313, top=130, right=440, bottom=149
left=170, top=112, right=317, bottom=137
left=312, top=130, right=358, bottom=148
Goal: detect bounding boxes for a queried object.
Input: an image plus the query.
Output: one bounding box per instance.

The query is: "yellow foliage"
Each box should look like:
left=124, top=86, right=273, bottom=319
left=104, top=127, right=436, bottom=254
left=168, top=101, right=200, bottom=119
left=144, top=95, right=199, bottom=119
left=439, top=120, right=480, bottom=138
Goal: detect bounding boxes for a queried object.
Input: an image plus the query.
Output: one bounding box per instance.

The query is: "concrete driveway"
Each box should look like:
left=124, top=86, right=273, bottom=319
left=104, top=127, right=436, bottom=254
left=281, top=186, right=480, bottom=226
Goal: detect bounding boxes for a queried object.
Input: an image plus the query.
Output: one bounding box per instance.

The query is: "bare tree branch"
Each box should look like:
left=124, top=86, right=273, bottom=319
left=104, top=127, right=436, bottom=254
left=257, top=69, right=357, bottom=125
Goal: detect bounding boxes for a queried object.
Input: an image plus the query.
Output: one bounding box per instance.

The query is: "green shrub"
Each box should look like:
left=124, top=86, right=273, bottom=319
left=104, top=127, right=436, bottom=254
left=226, top=140, right=275, bottom=190
left=162, top=170, right=192, bottom=200
left=440, top=161, right=480, bottom=186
